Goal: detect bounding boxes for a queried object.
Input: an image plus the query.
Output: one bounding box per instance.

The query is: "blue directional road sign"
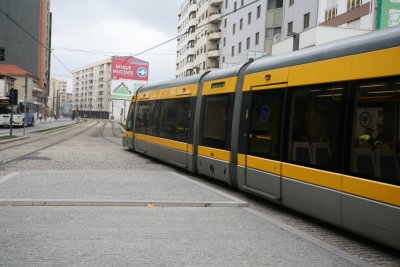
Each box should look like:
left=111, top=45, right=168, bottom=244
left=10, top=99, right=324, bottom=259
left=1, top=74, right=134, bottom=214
left=137, top=67, right=147, bottom=78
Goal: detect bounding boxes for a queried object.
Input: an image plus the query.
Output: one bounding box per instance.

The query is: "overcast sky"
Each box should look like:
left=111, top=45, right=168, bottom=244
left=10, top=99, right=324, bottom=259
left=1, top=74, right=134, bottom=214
left=50, top=0, right=183, bottom=92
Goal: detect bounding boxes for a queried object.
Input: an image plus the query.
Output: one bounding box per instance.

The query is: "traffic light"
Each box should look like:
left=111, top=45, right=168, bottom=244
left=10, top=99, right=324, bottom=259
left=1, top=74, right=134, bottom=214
left=9, top=89, right=18, bottom=105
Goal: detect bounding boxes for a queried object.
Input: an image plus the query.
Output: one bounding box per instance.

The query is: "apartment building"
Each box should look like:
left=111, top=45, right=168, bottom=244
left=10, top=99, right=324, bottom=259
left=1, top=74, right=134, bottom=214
left=273, top=0, right=376, bottom=55
left=49, top=79, right=67, bottom=117
left=176, top=0, right=223, bottom=78
left=221, top=0, right=270, bottom=66
left=73, top=58, right=111, bottom=119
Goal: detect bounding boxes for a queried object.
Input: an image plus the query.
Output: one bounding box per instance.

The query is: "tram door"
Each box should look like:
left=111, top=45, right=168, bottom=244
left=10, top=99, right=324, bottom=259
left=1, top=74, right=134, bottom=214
left=245, top=90, right=283, bottom=199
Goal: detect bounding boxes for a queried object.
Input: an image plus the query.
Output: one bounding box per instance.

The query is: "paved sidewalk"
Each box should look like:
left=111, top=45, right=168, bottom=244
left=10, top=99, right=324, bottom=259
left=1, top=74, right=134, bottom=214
left=0, top=170, right=368, bottom=266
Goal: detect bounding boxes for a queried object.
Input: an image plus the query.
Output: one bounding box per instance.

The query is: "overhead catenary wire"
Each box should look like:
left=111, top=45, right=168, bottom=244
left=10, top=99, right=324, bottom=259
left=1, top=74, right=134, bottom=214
left=0, top=0, right=260, bottom=70
left=0, top=0, right=260, bottom=59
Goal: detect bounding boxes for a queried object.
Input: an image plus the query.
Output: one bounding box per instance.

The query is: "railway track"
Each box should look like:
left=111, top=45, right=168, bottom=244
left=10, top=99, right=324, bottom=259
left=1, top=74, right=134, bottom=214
left=0, top=121, right=100, bottom=168
left=97, top=120, right=123, bottom=146
left=0, top=120, right=91, bottom=152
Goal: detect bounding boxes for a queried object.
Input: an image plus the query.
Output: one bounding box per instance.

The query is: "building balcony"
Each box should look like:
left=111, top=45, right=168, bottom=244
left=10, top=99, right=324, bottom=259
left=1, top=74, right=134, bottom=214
left=208, top=30, right=221, bottom=41
left=207, top=49, right=220, bottom=58
left=186, top=47, right=195, bottom=55
left=188, top=17, right=197, bottom=28
left=209, top=12, right=222, bottom=23
left=210, top=0, right=223, bottom=7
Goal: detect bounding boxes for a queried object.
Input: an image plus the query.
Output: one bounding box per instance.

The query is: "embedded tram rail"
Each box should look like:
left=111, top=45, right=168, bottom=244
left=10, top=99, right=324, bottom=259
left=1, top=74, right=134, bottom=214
left=0, top=120, right=99, bottom=168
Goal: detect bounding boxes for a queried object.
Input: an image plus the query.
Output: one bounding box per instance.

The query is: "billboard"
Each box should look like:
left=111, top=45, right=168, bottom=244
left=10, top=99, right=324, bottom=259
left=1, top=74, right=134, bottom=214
left=111, top=56, right=149, bottom=100
left=377, top=0, right=400, bottom=29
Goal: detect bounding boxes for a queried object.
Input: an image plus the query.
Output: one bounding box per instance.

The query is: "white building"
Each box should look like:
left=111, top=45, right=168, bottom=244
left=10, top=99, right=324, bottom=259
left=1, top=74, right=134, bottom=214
left=73, top=58, right=111, bottom=119
left=273, top=0, right=376, bottom=55
left=176, top=0, right=223, bottom=77
left=218, top=0, right=283, bottom=68
left=49, top=79, right=67, bottom=118
left=221, top=0, right=270, bottom=67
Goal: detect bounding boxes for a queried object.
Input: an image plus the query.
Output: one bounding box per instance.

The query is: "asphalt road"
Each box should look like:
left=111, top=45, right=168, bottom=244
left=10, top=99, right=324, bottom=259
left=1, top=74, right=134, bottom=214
left=0, top=120, right=398, bottom=266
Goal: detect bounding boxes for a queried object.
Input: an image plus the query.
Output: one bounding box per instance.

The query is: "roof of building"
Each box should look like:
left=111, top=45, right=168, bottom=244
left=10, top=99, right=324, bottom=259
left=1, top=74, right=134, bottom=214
left=0, top=64, right=35, bottom=77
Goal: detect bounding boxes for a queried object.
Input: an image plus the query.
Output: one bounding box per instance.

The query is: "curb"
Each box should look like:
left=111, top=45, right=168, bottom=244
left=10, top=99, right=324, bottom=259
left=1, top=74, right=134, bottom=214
left=0, top=199, right=249, bottom=207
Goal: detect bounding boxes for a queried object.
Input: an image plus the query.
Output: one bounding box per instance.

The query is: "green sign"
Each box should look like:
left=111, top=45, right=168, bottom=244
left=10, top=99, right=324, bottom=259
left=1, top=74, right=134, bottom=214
left=112, top=82, right=132, bottom=100
left=377, top=0, right=400, bottom=29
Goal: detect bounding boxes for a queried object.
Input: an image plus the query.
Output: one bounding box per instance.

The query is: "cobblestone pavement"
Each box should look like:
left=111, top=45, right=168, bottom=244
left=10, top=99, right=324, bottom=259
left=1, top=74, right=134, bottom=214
left=0, top=119, right=398, bottom=266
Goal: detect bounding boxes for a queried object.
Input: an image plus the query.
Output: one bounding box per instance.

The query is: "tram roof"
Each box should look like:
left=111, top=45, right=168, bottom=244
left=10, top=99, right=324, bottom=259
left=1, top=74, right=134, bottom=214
left=202, top=64, right=247, bottom=82
left=246, top=26, right=400, bottom=75
left=138, top=74, right=203, bottom=92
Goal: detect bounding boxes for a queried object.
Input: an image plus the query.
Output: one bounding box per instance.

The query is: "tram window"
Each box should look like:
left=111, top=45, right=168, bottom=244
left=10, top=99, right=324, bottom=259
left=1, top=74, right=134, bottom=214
left=350, top=79, right=400, bottom=185
left=148, top=101, right=161, bottom=136
left=287, top=84, right=344, bottom=170
left=248, top=90, right=283, bottom=159
left=175, top=98, right=190, bottom=142
left=159, top=100, right=177, bottom=140
left=201, top=94, right=230, bottom=150
left=126, top=102, right=135, bottom=131
left=136, top=102, right=150, bottom=134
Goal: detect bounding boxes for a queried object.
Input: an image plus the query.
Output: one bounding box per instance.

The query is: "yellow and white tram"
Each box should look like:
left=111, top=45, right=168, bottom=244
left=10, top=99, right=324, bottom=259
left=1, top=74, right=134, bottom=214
left=124, top=26, right=400, bottom=250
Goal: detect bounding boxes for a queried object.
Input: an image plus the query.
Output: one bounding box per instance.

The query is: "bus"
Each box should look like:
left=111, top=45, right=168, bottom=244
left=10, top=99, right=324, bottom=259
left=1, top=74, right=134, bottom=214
left=0, top=98, right=36, bottom=127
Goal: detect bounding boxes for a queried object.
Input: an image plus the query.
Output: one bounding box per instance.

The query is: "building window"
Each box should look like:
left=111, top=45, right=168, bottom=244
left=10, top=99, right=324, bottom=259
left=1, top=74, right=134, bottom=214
left=233, top=23, right=236, bottom=34
left=223, top=37, right=226, bottom=47
left=267, top=0, right=283, bottom=10
left=222, top=56, right=225, bottom=63
left=246, top=37, right=250, bottom=49
left=232, top=46, right=235, bottom=56
left=240, top=18, right=243, bottom=30
left=257, top=5, right=261, bottom=18
left=225, top=0, right=228, bottom=9
left=288, top=21, right=293, bottom=35
left=304, top=12, right=310, bottom=29
left=266, top=27, right=282, bottom=39
left=248, top=12, right=252, bottom=24
left=241, top=0, right=244, bottom=6
left=255, top=32, right=259, bottom=45
left=238, top=42, right=242, bottom=53
left=234, top=1, right=237, bottom=11
left=289, top=0, right=294, bottom=6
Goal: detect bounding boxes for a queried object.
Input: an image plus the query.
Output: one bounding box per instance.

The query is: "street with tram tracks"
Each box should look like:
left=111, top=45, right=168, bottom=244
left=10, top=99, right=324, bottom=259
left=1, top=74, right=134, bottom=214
left=0, top=119, right=398, bottom=266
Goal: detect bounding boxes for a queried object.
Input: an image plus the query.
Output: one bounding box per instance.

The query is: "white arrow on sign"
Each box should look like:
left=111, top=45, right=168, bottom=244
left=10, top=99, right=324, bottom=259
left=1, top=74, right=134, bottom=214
left=137, top=67, right=147, bottom=78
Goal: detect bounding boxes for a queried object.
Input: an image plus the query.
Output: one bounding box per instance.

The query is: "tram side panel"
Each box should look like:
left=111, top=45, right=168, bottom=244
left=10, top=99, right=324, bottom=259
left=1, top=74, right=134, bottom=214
left=196, top=75, right=240, bottom=185
left=133, top=82, right=201, bottom=171
left=146, top=98, right=191, bottom=169
left=238, top=36, right=400, bottom=249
